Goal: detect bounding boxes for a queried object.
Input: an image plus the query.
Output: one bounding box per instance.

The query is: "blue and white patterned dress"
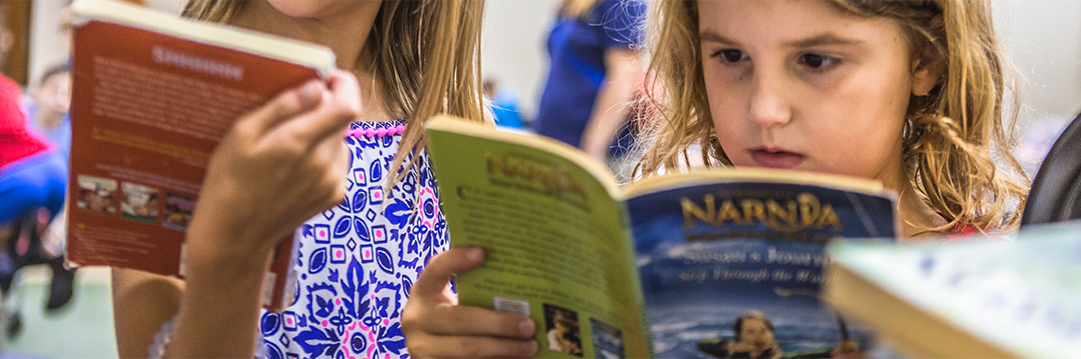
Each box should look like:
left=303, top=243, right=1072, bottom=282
left=260, top=119, right=447, bottom=359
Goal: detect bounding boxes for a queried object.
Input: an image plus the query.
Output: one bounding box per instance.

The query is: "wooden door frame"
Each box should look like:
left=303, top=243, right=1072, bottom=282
left=1, top=0, right=31, bottom=86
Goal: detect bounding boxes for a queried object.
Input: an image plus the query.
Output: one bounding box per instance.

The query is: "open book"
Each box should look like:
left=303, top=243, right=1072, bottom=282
left=64, top=0, right=335, bottom=310
left=424, top=116, right=898, bottom=358
left=824, top=222, right=1081, bottom=359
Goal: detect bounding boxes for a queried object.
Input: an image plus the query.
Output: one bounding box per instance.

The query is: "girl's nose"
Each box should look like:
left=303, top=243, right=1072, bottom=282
left=749, top=69, right=793, bottom=129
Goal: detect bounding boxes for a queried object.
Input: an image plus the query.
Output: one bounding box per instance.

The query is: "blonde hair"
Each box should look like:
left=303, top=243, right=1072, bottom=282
left=637, top=0, right=1028, bottom=232
left=182, top=0, right=487, bottom=184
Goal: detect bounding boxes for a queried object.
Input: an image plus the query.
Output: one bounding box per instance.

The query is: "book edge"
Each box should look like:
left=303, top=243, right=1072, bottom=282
left=71, top=0, right=336, bottom=77
left=623, top=168, right=892, bottom=200
left=824, top=259, right=1023, bottom=359
left=425, top=115, right=623, bottom=199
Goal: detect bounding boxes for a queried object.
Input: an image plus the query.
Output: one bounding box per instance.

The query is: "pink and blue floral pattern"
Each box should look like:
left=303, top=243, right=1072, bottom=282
left=260, top=119, right=446, bottom=359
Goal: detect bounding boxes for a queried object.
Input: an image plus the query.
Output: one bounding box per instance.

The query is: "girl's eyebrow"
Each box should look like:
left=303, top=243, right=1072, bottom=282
left=785, top=33, right=865, bottom=48
left=699, top=30, right=865, bottom=49
left=700, top=30, right=738, bottom=45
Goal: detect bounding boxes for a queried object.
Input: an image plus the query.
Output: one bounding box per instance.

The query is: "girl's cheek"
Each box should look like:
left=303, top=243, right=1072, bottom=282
left=715, top=135, right=750, bottom=167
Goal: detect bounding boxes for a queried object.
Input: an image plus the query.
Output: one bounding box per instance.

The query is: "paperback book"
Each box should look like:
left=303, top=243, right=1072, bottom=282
left=65, top=0, right=336, bottom=310
left=424, top=116, right=897, bottom=358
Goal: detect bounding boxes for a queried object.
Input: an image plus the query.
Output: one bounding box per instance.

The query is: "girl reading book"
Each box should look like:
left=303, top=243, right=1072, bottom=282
left=110, top=1, right=485, bottom=358
left=401, top=0, right=1029, bottom=357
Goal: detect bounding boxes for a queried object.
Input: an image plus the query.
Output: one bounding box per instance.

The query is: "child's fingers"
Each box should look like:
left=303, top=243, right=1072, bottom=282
left=309, top=137, right=351, bottom=208
left=327, top=70, right=362, bottom=112
left=426, top=305, right=535, bottom=339
left=408, top=335, right=537, bottom=359
left=410, top=247, right=486, bottom=299
left=277, top=71, right=361, bottom=146
left=238, top=79, right=326, bottom=136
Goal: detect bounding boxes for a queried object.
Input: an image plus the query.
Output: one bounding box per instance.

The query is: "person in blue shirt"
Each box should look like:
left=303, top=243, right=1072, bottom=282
left=0, top=68, right=73, bottom=338
left=484, top=79, right=526, bottom=129
left=533, top=0, right=646, bottom=164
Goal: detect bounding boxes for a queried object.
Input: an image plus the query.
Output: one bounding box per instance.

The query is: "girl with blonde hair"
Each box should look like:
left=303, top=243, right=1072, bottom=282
left=401, top=0, right=1028, bottom=357
left=636, top=0, right=1027, bottom=237
left=111, top=1, right=485, bottom=358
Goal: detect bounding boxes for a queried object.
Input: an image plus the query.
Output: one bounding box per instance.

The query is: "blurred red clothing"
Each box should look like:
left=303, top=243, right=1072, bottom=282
left=0, top=75, right=49, bottom=169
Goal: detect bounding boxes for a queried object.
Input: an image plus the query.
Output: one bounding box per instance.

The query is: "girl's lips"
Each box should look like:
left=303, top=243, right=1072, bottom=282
left=750, top=149, right=805, bottom=169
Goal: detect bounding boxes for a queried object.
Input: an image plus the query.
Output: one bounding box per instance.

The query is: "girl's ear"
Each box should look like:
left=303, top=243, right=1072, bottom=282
left=911, top=17, right=946, bottom=97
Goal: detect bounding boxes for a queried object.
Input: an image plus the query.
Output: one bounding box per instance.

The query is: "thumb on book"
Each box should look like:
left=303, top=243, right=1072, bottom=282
left=238, top=79, right=326, bottom=137
left=284, top=70, right=362, bottom=143
left=411, top=247, right=486, bottom=299
left=327, top=70, right=362, bottom=117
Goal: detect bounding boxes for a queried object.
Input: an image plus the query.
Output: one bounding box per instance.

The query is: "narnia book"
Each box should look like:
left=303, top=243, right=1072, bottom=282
left=424, top=116, right=898, bottom=358
left=65, top=0, right=335, bottom=310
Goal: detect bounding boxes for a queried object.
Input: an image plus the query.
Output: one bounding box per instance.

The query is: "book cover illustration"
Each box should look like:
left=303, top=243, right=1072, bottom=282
left=628, top=182, right=895, bottom=358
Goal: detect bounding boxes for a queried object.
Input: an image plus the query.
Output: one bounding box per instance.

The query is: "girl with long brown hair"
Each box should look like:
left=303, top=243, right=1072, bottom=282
left=111, top=1, right=485, bottom=358
left=637, top=0, right=1027, bottom=236
left=401, top=0, right=1029, bottom=357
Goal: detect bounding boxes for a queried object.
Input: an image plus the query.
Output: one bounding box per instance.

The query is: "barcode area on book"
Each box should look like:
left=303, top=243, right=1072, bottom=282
left=493, top=297, right=531, bottom=316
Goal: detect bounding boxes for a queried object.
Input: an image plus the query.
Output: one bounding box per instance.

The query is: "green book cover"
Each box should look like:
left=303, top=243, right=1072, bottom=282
left=425, top=116, right=898, bottom=358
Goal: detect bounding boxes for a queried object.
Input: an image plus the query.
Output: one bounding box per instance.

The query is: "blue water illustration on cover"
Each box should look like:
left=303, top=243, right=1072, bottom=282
left=627, top=182, right=895, bottom=359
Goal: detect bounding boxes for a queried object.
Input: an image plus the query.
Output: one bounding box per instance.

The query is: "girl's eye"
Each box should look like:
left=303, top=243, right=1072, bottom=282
left=798, top=53, right=837, bottom=69
left=717, top=49, right=748, bottom=63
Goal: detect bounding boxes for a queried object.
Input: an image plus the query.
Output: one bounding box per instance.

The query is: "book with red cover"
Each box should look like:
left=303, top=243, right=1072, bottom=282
left=66, top=0, right=336, bottom=311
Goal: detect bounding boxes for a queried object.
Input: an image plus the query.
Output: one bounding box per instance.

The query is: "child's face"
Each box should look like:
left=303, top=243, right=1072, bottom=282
left=698, top=0, right=929, bottom=182
left=36, top=73, right=71, bottom=114
left=737, top=318, right=775, bottom=351
left=266, top=0, right=378, bottom=18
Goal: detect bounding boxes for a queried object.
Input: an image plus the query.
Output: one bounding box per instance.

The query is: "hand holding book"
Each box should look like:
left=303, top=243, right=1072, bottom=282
left=187, top=71, right=359, bottom=262
left=66, top=0, right=340, bottom=311
left=406, top=116, right=899, bottom=358
left=402, top=247, right=539, bottom=358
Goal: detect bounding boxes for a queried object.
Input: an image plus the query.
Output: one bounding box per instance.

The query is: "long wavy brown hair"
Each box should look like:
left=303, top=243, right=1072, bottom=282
left=636, top=0, right=1029, bottom=232
left=182, top=0, right=487, bottom=184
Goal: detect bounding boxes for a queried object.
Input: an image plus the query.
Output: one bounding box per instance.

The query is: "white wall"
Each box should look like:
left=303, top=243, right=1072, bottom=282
left=481, top=0, right=558, bottom=119
left=992, top=0, right=1081, bottom=125
left=28, top=0, right=68, bottom=87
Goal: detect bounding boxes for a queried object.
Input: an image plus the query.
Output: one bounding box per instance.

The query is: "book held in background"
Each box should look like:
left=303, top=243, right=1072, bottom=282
left=825, top=222, right=1081, bottom=359
left=65, top=0, right=336, bottom=310
left=424, top=116, right=899, bottom=358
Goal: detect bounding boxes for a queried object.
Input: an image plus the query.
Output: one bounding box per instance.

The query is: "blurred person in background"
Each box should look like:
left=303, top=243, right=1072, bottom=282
left=20, top=63, right=78, bottom=317
left=24, top=64, right=72, bottom=160
left=532, top=0, right=647, bottom=180
left=0, top=69, right=74, bottom=337
left=0, top=5, right=78, bottom=337
left=484, top=78, right=526, bottom=129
